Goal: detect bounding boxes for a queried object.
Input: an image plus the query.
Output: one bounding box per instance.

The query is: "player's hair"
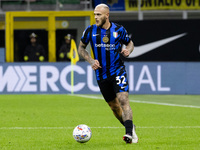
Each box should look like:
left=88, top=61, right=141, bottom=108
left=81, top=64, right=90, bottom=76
left=96, top=4, right=109, bottom=11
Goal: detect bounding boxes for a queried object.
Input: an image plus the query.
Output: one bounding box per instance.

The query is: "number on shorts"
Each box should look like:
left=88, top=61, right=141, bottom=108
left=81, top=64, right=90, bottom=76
left=116, top=76, right=126, bottom=85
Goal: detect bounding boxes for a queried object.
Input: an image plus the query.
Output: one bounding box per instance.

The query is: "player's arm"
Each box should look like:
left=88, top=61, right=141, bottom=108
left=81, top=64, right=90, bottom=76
left=78, top=41, right=101, bottom=70
left=121, top=40, right=134, bottom=57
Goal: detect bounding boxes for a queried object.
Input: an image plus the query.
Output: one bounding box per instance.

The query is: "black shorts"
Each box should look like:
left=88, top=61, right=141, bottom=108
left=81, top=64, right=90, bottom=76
left=97, top=68, right=129, bottom=102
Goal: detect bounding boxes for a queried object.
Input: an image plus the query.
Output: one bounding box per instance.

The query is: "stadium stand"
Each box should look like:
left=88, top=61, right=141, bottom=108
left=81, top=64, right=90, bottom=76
left=0, top=0, right=91, bottom=11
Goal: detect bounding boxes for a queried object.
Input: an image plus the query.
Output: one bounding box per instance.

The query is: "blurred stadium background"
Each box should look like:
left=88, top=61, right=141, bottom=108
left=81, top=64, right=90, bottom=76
left=0, top=0, right=200, bottom=94
left=0, top=1, right=200, bottom=149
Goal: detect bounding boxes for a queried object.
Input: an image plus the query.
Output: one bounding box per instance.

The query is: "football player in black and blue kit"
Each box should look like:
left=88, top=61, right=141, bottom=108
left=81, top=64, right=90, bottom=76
left=78, top=3, right=138, bottom=144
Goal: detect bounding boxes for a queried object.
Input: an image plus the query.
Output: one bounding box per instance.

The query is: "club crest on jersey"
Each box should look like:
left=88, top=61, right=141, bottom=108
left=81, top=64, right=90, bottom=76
left=113, top=32, right=118, bottom=38
left=103, top=35, right=109, bottom=43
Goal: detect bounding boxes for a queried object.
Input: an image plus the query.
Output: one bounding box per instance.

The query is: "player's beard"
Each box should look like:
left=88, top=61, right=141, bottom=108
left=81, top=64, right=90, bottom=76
left=98, top=16, right=106, bottom=28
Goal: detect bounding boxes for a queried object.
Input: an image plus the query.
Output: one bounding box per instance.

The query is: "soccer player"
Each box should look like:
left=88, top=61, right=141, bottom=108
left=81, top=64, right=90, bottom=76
left=78, top=3, right=138, bottom=144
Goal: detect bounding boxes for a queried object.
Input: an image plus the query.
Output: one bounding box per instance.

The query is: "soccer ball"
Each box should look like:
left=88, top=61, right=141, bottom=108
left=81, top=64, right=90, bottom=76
left=73, top=124, right=92, bottom=143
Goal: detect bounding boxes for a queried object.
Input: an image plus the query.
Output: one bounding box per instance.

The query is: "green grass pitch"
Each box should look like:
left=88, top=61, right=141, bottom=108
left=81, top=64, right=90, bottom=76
left=0, top=94, right=200, bottom=150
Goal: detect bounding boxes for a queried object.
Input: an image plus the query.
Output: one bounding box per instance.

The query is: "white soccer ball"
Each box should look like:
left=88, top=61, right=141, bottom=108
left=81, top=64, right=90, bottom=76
left=73, top=124, right=92, bottom=143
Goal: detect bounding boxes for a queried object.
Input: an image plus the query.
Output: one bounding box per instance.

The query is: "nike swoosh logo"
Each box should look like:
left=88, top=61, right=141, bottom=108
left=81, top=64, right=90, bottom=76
left=128, top=33, right=187, bottom=58
left=93, top=34, right=99, bottom=36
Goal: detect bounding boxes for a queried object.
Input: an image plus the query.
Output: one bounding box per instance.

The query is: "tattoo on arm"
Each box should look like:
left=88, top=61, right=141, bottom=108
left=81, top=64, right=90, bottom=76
left=126, top=40, right=134, bottom=54
left=78, top=41, right=94, bottom=65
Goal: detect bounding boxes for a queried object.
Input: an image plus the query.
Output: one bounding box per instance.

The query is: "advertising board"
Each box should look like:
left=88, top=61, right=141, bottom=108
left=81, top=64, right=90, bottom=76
left=0, top=62, right=200, bottom=94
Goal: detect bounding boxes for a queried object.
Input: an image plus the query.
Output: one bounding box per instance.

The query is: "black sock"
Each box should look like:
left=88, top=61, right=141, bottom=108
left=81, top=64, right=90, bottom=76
left=124, top=120, right=133, bottom=136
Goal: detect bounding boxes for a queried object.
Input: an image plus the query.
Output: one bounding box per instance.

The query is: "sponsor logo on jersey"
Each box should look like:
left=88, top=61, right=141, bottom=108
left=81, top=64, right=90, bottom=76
left=95, top=43, right=115, bottom=51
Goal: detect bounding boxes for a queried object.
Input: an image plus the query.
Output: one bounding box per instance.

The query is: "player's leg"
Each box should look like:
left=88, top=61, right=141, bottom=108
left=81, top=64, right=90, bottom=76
left=117, top=92, right=132, bottom=131
left=117, top=92, right=138, bottom=144
left=115, top=68, right=133, bottom=136
left=107, top=97, right=124, bottom=126
left=117, top=92, right=138, bottom=143
left=117, top=92, right=132, bottom=121
left=114, top=67, right=138, bottom=143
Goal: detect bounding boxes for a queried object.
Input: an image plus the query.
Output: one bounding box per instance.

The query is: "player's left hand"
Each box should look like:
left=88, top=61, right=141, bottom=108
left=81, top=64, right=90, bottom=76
left=121, top=48, right=130, bottom=57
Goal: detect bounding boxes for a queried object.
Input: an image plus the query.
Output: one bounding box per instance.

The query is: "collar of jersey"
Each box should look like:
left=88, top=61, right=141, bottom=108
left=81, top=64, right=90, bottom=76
left=97, top=22, right=112, bottom=30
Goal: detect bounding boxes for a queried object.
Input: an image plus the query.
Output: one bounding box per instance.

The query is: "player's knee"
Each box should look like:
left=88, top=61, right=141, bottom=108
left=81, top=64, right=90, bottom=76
left=117, top=93, right=128, bottom=106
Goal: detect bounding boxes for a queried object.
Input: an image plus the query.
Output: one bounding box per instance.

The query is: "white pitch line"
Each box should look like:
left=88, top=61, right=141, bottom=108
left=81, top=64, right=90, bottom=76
left=0, top=126, right=200, bottom=130
left=0, top=127, right=73, bottom=130
left=129, top=100, right=200, bottom=108
left=73, top=94, right=200, bottom=109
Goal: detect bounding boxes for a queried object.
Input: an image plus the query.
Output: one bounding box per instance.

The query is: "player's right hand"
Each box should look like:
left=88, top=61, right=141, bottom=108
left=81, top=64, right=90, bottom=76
left=91, top=59, right=101, bottom=70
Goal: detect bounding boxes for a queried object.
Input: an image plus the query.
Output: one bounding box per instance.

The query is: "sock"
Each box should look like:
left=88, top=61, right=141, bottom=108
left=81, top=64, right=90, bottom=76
left=124, top=120, right=133, bottom=136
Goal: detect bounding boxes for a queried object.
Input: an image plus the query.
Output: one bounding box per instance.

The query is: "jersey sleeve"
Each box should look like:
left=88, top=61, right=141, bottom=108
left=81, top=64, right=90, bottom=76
left=120, top=26, right=130, bottom=46
left=81, top=25, right=91, bottom=45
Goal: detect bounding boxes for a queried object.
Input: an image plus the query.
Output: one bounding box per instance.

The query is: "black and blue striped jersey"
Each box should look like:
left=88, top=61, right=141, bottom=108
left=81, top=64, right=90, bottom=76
left=81, top=22, right=131, bottom=81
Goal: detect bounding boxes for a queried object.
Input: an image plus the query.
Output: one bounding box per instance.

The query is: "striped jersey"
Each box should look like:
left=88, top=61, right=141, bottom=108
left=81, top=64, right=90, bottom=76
left=81, top=22, right=130, bottom=80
